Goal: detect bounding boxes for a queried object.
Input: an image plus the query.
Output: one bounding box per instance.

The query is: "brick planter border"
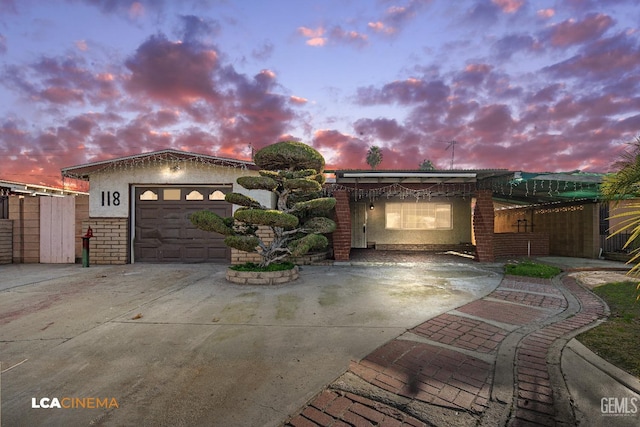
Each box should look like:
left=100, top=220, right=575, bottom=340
left=226, top=265, right=300, bottom=285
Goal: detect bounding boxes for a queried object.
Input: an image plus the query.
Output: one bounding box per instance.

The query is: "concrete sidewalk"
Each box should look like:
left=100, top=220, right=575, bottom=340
left=284, top=257, right=640, bottom=426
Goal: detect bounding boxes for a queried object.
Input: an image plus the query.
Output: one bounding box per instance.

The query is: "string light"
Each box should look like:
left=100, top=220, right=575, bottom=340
left=324, top=182, right=474, bottom=201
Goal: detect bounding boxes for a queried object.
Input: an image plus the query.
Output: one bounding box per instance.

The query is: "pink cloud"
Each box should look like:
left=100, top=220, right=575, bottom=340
left=492, top=0, right=524, bottom=14
left=544, top=32, right=640, bottom=79
left=367, top=21, right=395, bottom=35
left=40, top=86, right=84, bottom=104
left=312, top=129, right=368, bottom=169
left=75, top=40, right=88, bottom=51
left=356, top=77, right=450, bottom=106
left=545, top=13, right=614, bottom=47
left=329, top=26, right=368, bottom=48
left=124, top=35, right=220, bottom=105
left=493, top=33, right=540, bottom=59
left=537, top=9, right=555, bottom=19
left=297, top=26, right=327, bottom=47
left=289, top=95, right=308, bottom=105
left=297, top=25, right=367, bottom=48
left=128, top=1, right=144, bottom=20
left=469, top=104, right=516, bottom=140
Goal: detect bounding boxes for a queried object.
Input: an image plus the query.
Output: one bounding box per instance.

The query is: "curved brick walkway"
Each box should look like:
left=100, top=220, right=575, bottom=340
left=283, top=273, right=608, bottom=427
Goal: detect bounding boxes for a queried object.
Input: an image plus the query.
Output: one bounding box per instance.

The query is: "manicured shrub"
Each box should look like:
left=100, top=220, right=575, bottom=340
left=190, top=140, right=336, bottom=268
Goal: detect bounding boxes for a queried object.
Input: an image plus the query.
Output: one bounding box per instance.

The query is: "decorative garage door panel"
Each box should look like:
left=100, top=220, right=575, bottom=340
left=134, top=187, right=231, bottom=263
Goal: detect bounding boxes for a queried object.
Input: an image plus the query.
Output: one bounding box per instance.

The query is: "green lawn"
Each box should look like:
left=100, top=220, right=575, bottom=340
left=504, top=261, right=562, bottom=279
left=577, top=281, right=640, bottom=378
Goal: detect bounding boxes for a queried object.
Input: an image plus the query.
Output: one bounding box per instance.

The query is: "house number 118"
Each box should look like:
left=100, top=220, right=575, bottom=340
left=101, top=191, right=120, bottom=206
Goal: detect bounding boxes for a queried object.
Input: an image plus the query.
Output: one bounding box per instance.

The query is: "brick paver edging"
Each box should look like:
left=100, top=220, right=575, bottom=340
left=501, top=273, right=609, bottom=427
left=282, top=272, right=609, bottom=427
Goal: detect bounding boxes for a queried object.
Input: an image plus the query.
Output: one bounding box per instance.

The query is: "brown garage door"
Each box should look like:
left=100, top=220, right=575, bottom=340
left=134, top=186, right=232, bottom=263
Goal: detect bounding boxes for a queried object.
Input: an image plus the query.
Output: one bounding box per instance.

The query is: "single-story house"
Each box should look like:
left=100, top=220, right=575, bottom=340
left=50, top=149, right=605, bottom=265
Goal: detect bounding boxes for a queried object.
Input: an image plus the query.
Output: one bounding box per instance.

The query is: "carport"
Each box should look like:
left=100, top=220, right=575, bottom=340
left=327, top=170, right=604, bottom=262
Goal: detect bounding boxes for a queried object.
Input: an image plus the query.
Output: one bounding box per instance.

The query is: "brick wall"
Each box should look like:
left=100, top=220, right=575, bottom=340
left=83, top=218, right=128, bottom=264
left=230, top=226, right=274, bottom=265
left=9, top=196, right=40, bottom=263
left=473, top=189, right=495, bottom=262
left=495, top=202, right=599, bottom=258
left=0, top=219, right=12, bottom=264
left=493, top=232, right=549, bottom=259
left=332, top=190, right=351, bottom=261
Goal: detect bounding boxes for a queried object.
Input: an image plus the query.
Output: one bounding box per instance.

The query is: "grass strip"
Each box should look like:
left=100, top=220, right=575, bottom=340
left=577, top=281, right=640, bottom=378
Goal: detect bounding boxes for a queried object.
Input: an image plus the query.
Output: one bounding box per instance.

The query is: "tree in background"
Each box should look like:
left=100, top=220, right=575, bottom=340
left=419, top=159, right=436, bottom=170
left=366, top=146, right=383, bottom=169
left=190, top=141, right=336, bottom=268
left=601, top=136, right=640, bottom=291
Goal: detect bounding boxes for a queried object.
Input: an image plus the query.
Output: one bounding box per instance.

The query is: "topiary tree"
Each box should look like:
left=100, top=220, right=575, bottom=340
left=190, top=140, right=336, bottom=268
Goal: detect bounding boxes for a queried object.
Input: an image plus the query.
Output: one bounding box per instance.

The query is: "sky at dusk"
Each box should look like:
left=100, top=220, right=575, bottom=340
left=1, top=0, right=639, bottom=188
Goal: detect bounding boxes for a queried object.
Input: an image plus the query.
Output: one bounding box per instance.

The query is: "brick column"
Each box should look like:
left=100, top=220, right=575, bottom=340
left=473, top=189, right=495, bottom=262
left=332, top=190, right=351, bottom=261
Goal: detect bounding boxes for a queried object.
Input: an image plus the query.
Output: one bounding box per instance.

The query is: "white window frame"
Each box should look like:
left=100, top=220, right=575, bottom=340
left=385, top=202, right=452, bottom=230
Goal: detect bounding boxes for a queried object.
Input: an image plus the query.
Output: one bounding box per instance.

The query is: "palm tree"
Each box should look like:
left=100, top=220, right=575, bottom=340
left=601, top=136, right=640, bottom=289
left=601, top=136, right=640, bottom=199
left=366, top=146, right=382, bottom=170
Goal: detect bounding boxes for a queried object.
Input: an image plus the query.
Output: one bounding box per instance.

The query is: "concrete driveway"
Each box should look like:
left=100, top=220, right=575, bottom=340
left=0, top=258, right=502, bottom=427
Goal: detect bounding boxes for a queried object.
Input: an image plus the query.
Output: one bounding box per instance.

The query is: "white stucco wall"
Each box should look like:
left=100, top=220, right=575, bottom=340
left=88, top=162, right=272, bottom=217
left=364, top=197, right=472, bottom=245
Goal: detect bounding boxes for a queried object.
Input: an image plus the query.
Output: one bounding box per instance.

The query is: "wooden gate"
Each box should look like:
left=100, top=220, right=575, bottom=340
left=40, top=197, right=75, bottom=263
